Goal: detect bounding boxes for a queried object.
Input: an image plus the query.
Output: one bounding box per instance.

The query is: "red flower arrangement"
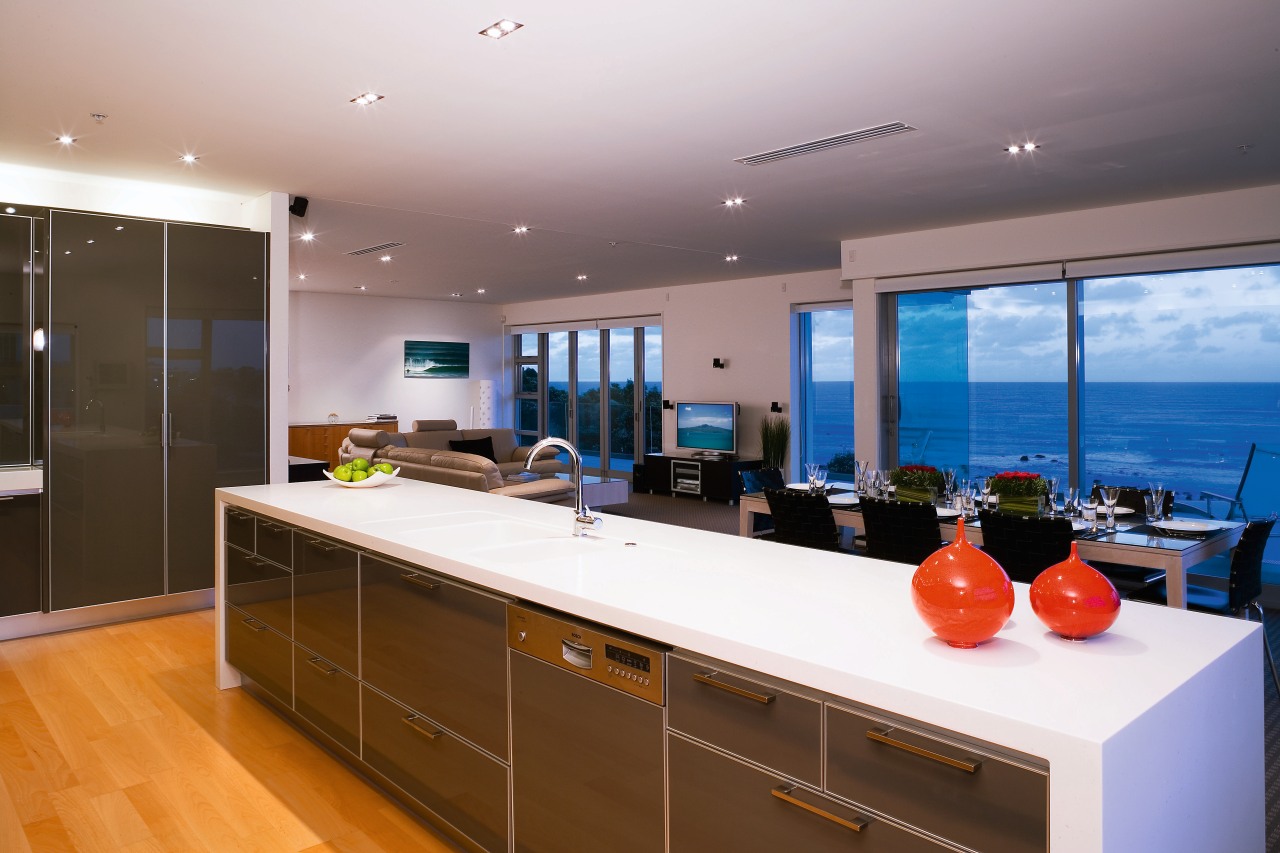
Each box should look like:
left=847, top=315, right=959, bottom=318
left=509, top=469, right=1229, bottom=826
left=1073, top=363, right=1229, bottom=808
left=989, top=471, right=1047, bottom=497
left=889, top=464, right=945, bottom=489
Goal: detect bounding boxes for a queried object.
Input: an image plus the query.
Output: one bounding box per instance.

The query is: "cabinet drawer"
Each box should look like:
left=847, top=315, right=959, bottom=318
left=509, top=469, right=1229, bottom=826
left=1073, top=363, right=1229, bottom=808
left=667, top=654, right=821, bottom=786
left=826, top=703, right=1047, bottom=853
left=360, top=554, right=510, bottom=760
left=255, top=517, right=293, bottom=569
left=224, top=507, right=256, bottom=552
left=362, top=685, right=508, bottom=853
left=225, top=545, right=292, bottom=636
left=670, top=733, right=944, bottom=853
left=226, top=604, right=292, bottom=707
left=293, top=531, right=359, bottom=676
left=293, top=645, right=360, bottom=757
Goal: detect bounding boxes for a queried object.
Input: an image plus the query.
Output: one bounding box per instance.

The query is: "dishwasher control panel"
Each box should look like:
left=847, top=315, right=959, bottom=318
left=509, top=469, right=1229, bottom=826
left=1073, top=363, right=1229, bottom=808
left=508, top=604, right=666, bottom=705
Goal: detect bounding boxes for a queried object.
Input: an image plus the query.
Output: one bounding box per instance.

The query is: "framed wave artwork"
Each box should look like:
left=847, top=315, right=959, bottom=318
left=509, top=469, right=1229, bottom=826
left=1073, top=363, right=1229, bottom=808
left=404, top=340, right=470, bottom=379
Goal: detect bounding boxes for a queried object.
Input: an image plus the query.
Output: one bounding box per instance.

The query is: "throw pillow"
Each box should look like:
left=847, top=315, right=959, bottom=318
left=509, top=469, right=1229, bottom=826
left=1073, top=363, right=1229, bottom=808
left=449, top=436, right=497, bottom=463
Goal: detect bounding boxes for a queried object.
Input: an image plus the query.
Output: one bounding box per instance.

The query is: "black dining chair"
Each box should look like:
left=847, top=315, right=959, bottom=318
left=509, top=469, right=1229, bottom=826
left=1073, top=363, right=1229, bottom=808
left=858, top=497, right=944, bottom=565
left=977, top=510, right=1074, bottom=585
left=762, top=487, right=841, bottom=551
left=1131, top=517, right=1279, bottom=697
left=741, top=467, right=786, bottom=494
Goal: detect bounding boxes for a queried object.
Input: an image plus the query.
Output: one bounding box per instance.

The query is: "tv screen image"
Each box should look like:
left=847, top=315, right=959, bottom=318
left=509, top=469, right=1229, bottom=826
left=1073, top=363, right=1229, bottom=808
left=675, top=402, right=736, bottom=454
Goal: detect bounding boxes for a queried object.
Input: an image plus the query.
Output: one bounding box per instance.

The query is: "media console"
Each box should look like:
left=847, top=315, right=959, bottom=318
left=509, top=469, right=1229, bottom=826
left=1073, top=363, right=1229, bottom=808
left=639, top=453, right=761, bottom=504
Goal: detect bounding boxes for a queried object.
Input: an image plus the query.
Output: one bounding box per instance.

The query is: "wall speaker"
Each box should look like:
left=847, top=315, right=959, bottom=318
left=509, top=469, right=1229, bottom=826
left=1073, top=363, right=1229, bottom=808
left=289, top=196, right=309, bottom=217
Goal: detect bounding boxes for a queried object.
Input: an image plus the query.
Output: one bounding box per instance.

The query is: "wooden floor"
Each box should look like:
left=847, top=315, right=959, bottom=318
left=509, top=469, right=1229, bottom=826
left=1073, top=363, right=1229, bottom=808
left=0, top=609, right=463, bottom=852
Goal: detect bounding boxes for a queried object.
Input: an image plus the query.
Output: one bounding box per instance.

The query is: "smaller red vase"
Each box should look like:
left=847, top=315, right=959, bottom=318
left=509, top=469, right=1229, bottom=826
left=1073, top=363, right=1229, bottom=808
left=911, top=517, right=1015, bottom=649
left=1029, top=542, right=1121, bottom=641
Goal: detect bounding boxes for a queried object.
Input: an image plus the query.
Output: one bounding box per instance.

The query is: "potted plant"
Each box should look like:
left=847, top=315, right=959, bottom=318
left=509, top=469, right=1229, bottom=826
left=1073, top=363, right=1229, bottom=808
left=759, top=414, right=790, bottom=472
left=889, top=465, right=945, bottom=503
left=989, top=470, right=1048, bottom=516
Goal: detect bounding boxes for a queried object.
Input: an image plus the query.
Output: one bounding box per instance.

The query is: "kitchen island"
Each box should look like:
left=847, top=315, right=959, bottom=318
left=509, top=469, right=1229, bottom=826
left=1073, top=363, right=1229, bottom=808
left=215, top=478, right=1262, bottom=852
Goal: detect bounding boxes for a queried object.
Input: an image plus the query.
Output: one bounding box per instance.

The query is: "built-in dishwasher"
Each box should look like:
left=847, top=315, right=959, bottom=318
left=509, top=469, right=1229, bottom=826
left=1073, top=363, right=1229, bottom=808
left=508, top=604, right=668, bottom=853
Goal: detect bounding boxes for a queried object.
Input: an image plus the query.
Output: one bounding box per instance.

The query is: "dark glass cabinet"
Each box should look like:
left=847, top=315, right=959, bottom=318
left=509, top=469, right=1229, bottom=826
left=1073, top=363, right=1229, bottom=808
left=46, top=211, right=266, bottom=610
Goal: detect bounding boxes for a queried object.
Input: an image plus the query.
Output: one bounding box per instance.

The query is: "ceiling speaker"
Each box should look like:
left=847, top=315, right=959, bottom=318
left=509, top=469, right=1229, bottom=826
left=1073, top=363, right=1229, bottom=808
left=289, top=196, right=309, bottom=217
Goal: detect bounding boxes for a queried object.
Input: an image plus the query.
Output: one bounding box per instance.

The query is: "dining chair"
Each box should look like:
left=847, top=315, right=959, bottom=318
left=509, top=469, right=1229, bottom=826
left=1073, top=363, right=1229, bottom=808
left=740, top=467, right=786, bottom=494
left=1130, top=516, right=1279, bottom=697
left=976, top=510, right=1074, bottom=585
left=1199, top=444, right=1280, bottom=521
left=858, top=497, right=944, bottom=565
left=762, top=487, right=840, bottom=551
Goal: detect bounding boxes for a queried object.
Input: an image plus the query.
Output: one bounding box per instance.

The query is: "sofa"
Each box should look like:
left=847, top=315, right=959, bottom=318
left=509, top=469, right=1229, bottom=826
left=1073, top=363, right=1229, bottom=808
left=339, top=419, right=573, bottom=502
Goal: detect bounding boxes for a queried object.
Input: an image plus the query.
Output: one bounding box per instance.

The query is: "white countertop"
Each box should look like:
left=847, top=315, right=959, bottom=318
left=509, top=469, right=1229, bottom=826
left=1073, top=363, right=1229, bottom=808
left=0, top=466, right=42, bottom=493
left=216, top=477, right=1263, bottom=850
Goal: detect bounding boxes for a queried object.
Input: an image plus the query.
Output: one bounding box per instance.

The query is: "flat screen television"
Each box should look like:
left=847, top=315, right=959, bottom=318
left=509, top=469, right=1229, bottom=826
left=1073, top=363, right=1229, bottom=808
left=674, top=401, right=737, bottom=457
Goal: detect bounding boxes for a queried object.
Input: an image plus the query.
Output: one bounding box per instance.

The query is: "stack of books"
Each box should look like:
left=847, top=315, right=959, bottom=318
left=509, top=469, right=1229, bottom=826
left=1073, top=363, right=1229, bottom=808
left=366, top=413, right=397, bottom=422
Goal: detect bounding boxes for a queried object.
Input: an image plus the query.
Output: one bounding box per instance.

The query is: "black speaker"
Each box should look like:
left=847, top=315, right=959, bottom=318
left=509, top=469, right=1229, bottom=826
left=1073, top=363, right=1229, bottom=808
left=289, top=196, right=309, bottom=217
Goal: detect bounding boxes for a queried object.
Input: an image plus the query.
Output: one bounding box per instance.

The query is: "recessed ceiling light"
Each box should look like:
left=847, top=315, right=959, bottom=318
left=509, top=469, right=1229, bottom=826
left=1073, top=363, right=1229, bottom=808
left=380, top=255, right=392, bottom=262
left=480, top=19, right=523, bottom=39
left=300, top=232, right=315, bottom=242
left=723, top=197, right=744, bottom=207
left=298, top=274, right=307, bottom=280
left=115, top=225, right=124, bottom=231
left=350, top=92, right=384, bottom=106
left=85, top=239, right=94, bottom=244
left=577, top=274, right=588, bottom=281
left=512, top=226, right=529, bottom=234
left=57, top=135, right=76, bottom=145
left=476, top=288, right=486, bottom=294
left=180, top=154, right=199, bottom=164
left=4, top=207, right=14, bottom=214
left=725, top=254, right=739, bottom=262
left=1005, top=142, right=1041, bottom=154
left=354, top=285, right=367, bottom=291
left=450, top=292, right=462, bottom=298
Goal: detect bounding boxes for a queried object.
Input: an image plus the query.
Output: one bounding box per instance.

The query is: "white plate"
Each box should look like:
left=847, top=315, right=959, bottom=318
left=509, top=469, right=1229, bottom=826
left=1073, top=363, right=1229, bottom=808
left=1112, top=507, right=1135, bottom=515
left=1152, top=520, right=1215, bottom=534
left=323, top=467, right=401, bottom=488
left=935, top=507, right=961, bottom=519
left=828, top=494, right=859, bottom=506
left=785, top=482, right=811, bottom=491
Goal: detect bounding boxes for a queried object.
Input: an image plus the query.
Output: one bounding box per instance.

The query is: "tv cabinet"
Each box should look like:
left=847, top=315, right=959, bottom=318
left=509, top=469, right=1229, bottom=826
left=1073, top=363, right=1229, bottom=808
left=642, top=453, right=761, bottom=504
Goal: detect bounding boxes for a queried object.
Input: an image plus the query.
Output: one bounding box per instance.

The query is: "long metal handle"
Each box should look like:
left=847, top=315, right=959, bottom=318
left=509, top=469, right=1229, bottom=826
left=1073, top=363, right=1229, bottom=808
left=307, top=657, right=338, bottom=676
left=246, top=556, right=270, bottom=569
left=866, top=727, right=982, bottom=773
left=400, top=572, right=440, bottom=591
left=402, top=714, right=443, bottom=740
left=694, top=671, right=776, bottom=704
left=305, top=538, right=339, bottom=553
left=241, top=617, right=268, bottom=632
left=261, top=521, right=288, bottom=534
left=227, top=508, right=253, bottom=521
left=771, top=785, right=867, bottom=832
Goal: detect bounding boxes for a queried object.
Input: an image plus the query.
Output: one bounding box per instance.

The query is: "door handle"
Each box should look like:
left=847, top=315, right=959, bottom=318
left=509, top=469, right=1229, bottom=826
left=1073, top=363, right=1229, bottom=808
left=307, top=657, right=338, bottom=677
left=866, top=727, right=982, bottom=773
left=402, top=714, right=443, bottom=740
left=693, top=671, right=776, bottom=704
left=305, top=539, right=339, bottom=553
left=771, top=785, right=867, bottom=832
left=399, top=572, right=440, bottom=591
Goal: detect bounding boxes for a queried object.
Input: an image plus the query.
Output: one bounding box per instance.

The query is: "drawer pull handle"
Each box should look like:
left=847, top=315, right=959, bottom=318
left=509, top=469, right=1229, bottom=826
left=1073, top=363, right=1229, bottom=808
left=866, top=728, right=982, bottom=773
left=307, top=657, right=339, bottom=676
left=400, top=572, right=441, bottom=591
left=241, top=617, right=269, bottom=632
left=693, top=671, right=776, bottom=704
left=305, top=539, right=339, bottom=553
left=771, top=785, right=867, bottom=833
left=402, top=714, right=443, bottom=740
left=261, top=522, right=288, bottom=534
left=246, top=557, right=270, bottom=568
left=227, top=509, right=253, bottom=520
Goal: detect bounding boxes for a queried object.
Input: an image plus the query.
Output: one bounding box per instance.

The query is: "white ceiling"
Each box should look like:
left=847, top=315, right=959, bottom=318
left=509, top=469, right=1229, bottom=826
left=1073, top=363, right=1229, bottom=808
left=3, top=0, right=1277, bottom=304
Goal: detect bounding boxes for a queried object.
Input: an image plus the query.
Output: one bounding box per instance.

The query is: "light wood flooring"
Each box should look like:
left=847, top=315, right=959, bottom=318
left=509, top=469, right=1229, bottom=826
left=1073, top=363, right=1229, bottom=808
left=0, top=609, right=462, bottom=852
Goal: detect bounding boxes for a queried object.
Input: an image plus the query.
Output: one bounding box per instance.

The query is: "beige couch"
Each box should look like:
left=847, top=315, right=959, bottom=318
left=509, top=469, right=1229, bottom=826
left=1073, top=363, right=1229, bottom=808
left=339, top=419, right=573, bottom=502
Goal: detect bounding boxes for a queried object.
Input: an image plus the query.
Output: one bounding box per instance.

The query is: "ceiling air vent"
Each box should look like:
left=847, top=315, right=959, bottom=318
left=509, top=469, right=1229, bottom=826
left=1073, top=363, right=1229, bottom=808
left=734, top=122, right=916, bottom=165
left=347, top=241, right=404, bottom=257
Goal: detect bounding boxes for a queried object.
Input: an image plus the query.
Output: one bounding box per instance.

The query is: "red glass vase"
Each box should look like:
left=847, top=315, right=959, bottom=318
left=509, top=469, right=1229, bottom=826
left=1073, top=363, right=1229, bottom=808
left=910, top=518, right=1015, bottom=649
left=1029, top=542, right=1121, bottom=641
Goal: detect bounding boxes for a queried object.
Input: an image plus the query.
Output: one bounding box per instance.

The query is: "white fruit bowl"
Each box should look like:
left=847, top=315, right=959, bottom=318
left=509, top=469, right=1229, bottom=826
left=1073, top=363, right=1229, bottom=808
left=322, top=467, right=401, bottom=488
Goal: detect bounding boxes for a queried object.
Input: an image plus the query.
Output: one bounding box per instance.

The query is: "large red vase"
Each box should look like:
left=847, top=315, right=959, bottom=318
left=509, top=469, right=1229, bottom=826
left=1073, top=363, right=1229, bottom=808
left=910, top=518, right=1015, bottom=649
left=1029, top=542, right=1121, bottom=641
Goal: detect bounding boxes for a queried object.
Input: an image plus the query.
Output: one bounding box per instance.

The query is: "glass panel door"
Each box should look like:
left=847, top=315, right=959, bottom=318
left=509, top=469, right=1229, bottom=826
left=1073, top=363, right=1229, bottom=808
left=48, top=211, right=166, bottom=609
left=897, top=291, right=971, bottom=473
left=576, top=331, right=601, bottom=472
left=0, top=212, right=32, bottom=465
left=547, top=331, right=570, bottom=441
left=798, top=308, right=853, bottom=473
left=165, top=223, right=266, bottom=593
left=642, top=326, right=662, bottom=457
left=606, top=328, right=635, bottom=475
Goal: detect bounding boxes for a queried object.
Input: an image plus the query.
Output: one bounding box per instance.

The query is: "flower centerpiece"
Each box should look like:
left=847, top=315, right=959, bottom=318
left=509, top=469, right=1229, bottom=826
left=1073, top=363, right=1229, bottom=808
left=889, top=464, right=945, bottom=503
left=988, top=471, right=1048, bottom=516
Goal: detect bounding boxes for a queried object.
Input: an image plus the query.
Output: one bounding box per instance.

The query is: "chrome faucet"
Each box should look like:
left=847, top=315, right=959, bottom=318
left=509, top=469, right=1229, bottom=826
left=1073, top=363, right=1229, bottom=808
left=525, top=437, right=602, bottom=537
left=84, top=397, right=106, bottom=434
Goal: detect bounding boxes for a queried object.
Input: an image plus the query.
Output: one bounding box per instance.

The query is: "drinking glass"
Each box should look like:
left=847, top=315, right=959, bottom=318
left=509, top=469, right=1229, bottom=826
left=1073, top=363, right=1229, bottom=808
left=1085, top=493, right=1099, bottom=532
left=942, top=469, right=956, bottom=500
left=813, top=467, right=828, bottom=492
left=1064, top=487, right=1079, bottom=517
left=853, top=460, right=869, bottom=494
left=964, top=488, right=977, bottom=517
left=805, top=462, right=820, bottom=492
left=1103, top=486, right=1120, bottom=531
left=1046, top=478, right=1060, bottom=514
left=1144, top=493, right=1158, bottom=523
left=978, top=478, right=992, bottom=510
left=1149, top=482, right=1166, bottom=521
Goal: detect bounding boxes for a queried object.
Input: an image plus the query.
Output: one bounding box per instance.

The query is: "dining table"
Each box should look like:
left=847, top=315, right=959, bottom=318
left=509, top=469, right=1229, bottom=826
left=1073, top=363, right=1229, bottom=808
left=738, top=484, right=1245, bottom=609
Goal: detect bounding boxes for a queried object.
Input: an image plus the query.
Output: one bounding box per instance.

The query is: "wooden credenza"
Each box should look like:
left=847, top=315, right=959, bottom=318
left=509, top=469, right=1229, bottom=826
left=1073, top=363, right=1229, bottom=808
left=288, top=421, right=398, bottom=470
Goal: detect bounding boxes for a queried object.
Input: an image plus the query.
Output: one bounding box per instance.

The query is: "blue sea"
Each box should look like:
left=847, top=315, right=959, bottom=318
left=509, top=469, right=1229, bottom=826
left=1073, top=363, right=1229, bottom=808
left=813, top=381, right=1280, bottom=505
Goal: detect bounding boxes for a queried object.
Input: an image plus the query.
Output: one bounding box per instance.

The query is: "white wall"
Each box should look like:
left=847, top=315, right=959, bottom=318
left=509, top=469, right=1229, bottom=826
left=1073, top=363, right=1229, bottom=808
left=289, top=291, right=505, bottom=429
left=501, top=268, right=847, bottom=459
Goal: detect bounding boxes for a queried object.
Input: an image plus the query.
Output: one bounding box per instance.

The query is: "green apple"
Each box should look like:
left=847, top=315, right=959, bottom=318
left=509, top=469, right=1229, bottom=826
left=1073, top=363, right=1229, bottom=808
left=350, top=458, right=371, bottom=472
left=373, top=462, right=394, bottom=475
left=350, top=469, right=369, bottom=482
left=333, top=465, right=353, bottom=482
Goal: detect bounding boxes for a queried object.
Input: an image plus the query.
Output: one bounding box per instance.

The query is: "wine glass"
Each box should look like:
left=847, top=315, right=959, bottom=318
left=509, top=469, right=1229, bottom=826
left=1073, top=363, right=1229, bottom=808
left=813, top=466, right=828, bottom=492
left=1046, top=477, right=1060, bottom=514
left=1149, top=482, right=1166, bottom=521
left=804, top=462, right=820, bottom=492
left=1103, top=486, right=1120, bottom=531
left=1064, top=487, right=1079, bottom=517
left=942, top=469, right=956, bottom=500
left=979, top=477, right=992, bottom=510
